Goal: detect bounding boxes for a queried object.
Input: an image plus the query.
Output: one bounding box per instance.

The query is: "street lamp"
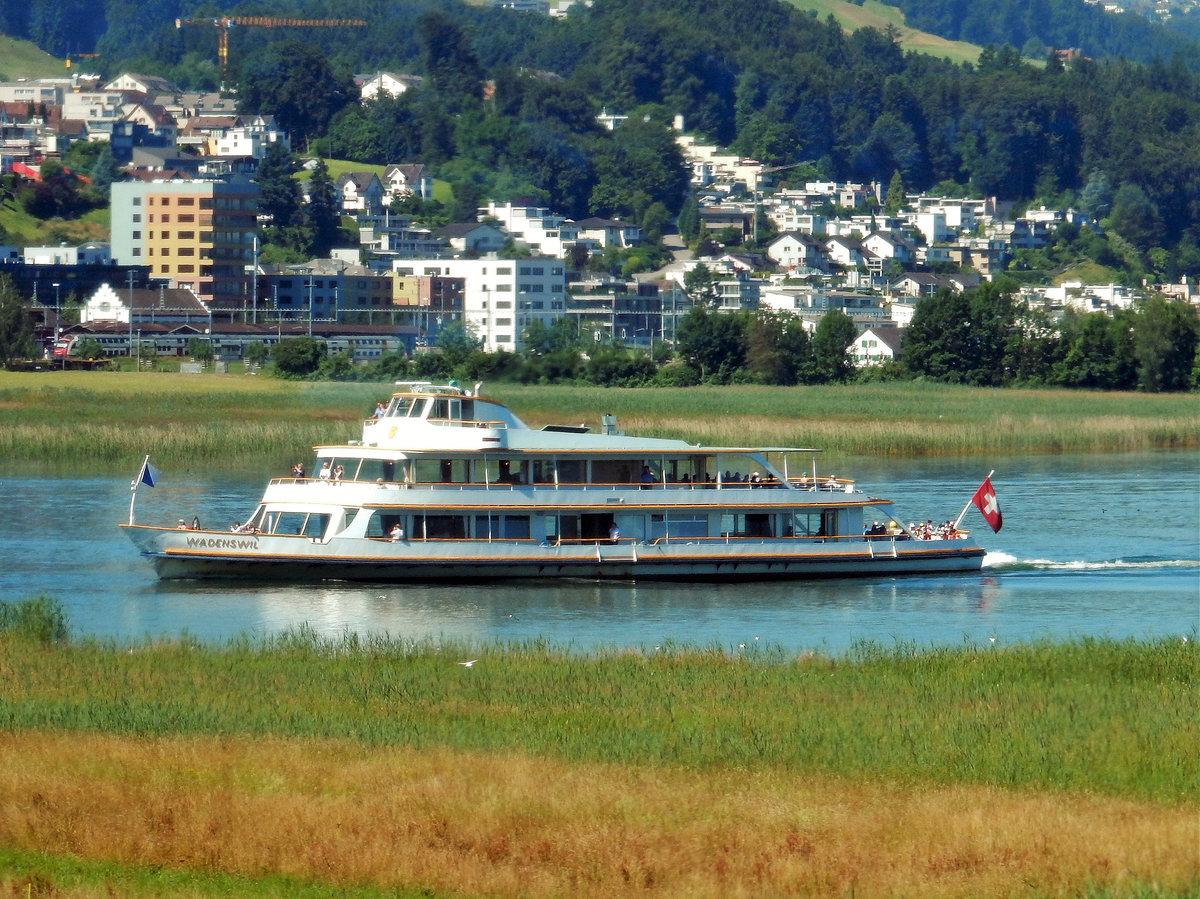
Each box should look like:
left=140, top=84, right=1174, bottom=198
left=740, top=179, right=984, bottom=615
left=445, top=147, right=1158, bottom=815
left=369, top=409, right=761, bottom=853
left=52, top=282, right=62, bottom=368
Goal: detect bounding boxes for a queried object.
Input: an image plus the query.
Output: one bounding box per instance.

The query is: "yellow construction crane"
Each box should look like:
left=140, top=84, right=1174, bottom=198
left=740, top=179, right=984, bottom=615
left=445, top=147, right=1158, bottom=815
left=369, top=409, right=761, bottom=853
left=175, top=15, right=366, bottom=82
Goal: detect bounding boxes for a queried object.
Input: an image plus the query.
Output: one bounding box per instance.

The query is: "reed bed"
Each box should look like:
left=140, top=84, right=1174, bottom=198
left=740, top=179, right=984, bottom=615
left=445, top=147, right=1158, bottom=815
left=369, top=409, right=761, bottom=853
left=1, top=627, right=1194, bottom=803
left=0, top=731, right=1194, bottom=899
left=0, top=603, right=1195, bottom=897
left=0, top=374, right=1195, bottom=469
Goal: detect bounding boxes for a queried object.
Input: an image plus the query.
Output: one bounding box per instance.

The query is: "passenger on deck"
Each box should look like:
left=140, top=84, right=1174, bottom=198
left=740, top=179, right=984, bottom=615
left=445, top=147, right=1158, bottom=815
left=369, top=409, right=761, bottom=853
left=390, top=523, right=405, bottom=542
left=318, top=462, right=332, bottom=480
left=641, top=466, right=655, bottom=488
left=291, top=463, right=305, bottom=478
left=332, top=464, right=344, bottom=483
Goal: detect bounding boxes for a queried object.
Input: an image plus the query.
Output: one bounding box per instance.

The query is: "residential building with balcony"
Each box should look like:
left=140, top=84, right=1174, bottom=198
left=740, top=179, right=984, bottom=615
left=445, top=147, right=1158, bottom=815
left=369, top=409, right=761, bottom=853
left=110, top=178, right=258, bottom=310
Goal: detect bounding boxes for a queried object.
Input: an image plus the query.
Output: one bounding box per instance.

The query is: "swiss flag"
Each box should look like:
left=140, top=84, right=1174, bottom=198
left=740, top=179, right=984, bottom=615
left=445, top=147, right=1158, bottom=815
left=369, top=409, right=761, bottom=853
left=971, top=476, right=1003, bottom=533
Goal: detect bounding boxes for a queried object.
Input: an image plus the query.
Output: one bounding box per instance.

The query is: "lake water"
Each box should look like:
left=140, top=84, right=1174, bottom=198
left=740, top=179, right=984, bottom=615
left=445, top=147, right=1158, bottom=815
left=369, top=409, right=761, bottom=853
left=1, top=452, right=1196, bottom=653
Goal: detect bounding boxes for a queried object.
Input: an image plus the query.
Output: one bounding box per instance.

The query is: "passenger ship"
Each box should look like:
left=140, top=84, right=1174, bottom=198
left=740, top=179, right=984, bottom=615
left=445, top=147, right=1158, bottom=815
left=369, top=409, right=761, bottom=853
left=122, top=382, right=986, bottom=581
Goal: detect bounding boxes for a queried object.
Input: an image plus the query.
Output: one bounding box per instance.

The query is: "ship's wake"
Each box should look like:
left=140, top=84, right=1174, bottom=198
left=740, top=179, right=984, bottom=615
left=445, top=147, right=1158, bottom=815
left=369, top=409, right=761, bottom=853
left=983, top=551, right=1199, bottom=572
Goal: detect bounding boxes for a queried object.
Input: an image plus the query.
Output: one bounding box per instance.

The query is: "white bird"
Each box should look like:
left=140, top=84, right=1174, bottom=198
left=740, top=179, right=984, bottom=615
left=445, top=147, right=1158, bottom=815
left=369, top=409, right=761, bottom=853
left=458, top=659, right=479, bottom=668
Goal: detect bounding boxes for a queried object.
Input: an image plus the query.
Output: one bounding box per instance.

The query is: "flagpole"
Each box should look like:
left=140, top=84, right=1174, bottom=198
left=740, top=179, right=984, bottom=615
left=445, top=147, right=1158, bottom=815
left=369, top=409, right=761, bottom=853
left=954, top=470, right=993, bottom=529
left=129, top=454, right=150, bottom=525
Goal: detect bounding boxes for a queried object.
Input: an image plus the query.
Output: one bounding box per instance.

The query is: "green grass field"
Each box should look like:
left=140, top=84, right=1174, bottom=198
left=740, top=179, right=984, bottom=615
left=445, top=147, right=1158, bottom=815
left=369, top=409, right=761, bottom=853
left=0, top=33, right=70, bottom=81
left=781, top=0, right=984, bottom=64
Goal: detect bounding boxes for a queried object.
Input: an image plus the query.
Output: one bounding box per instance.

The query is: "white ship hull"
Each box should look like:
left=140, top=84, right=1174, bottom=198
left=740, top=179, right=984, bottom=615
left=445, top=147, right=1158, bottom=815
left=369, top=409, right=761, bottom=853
left=123, top=525, right=985, bottom=582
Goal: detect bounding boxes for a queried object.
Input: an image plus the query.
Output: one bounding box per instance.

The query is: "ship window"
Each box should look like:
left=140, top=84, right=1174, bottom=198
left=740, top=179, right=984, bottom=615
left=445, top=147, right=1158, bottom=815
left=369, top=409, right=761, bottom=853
left=264, top=511, right=330, bottom=538
left=556, top=459, right=584, bottom=484
left=414, top=457, right=466, bottom=483
left=591, top=459, right=636, bottom=485
left=785, top=511, right=830, bottom=538
left=419, top=514, right=466, bottom=539
left=719, top=513, right=773, bottom=538
left=545, top=514, right=580, bottom=543
left=366, top=512, right=405, bottom=538
left=352, top=459, right=407, bottom=483
left=473, top=515, right=530, bottom=540
left=649, top=513, right=708, bottom=540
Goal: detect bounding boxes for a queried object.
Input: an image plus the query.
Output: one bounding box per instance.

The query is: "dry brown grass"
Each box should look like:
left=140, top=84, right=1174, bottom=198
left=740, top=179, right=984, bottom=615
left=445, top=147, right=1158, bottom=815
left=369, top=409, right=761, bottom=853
left=1, top=731, right=1194, bottom=898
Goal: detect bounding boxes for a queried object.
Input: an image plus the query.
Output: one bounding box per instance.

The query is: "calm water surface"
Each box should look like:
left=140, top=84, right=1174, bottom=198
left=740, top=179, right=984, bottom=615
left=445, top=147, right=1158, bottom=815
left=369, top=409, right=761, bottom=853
left=1, top=452, right=1196, bottom=652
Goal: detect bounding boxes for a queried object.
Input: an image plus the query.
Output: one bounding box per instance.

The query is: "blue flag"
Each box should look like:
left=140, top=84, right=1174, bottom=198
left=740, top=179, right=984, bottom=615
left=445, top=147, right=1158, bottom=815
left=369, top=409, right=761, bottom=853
left=137, top=459, right=161, bottom=488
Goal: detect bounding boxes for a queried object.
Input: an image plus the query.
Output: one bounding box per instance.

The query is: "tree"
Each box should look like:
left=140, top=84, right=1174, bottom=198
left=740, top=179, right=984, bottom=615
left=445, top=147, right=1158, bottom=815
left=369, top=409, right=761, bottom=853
left=902, top=284, right=1016, bottom=385
left=417, top=10, right=485, bottom=115
left=675, top=306, right=746, bottom=381
left=271, top=337, right=325, bottom=378
left=0, top=273, right=35, bottom=367
left=244, top=341, right=268, bottom=367
left=236, top=40, right=356, bottom=147
left=884, top=169, right=906, bottom=214
left=186, top=337, right=214, bottom=363
left=73, top=337, right=103, bottom=360
left=676, top=196, right=700, bottom=243
left=254, top=142, right=302, bottom=230
left=1132, top=296, right=1200, bottom=392
left=809, top=309, right=857, bottom=383
left=302, top=160, right=342, bottom=258
left=434, top=320, right=482, bottom=368
left=1106, top=183, right=1165, bottom=253
left=683, top=263, right=717, bottom=306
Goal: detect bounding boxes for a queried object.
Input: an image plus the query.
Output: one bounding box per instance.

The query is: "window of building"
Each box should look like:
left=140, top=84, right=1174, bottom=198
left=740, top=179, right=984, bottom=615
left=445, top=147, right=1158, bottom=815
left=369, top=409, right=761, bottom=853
left=131, top=231, right=141, bottom=240
left=131, top=214, right=141, bottom=223
left=178, top=247, right=194, bottom=256
left=495, top=318, right=511, bottom=327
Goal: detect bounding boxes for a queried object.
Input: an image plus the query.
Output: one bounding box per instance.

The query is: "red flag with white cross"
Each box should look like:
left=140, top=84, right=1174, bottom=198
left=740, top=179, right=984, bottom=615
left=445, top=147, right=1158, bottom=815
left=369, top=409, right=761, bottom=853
left=970, top=476, right=1003, bottom=533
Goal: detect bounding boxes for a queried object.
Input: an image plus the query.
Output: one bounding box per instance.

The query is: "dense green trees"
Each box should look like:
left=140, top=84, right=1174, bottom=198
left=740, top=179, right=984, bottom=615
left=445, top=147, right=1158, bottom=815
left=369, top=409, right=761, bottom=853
left=236, top=41, right=356, bottom=148
left=0, top=274, right=36, bottom=367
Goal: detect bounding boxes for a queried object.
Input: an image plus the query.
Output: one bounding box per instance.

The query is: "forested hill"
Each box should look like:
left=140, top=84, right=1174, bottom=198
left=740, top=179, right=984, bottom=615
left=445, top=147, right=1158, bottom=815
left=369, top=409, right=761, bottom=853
left=882, top=0, right=1200, bottom=64
left=4, top=0, right=1200, bottom=71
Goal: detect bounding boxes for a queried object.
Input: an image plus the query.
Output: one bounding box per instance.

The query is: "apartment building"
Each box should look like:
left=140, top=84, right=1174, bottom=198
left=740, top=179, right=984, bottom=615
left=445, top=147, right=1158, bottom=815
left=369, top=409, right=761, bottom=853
left=393, top=256, right=566, bottom=352
left=110, top=178, right=258, bottom=309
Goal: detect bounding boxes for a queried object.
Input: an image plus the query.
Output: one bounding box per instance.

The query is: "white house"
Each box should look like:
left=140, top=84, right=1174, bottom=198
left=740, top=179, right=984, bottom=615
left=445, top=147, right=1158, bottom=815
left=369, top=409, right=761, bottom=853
left=335, top=171, right=385, bottom=214
left=383, top=163, right=433, bottom=202
left=575, top=217, right=641, bottom=249
left=848, top=326, right=904, bottom=367
left=767, top=232, right=826, bottom=271
left=479, top=200, right=579, bottom=257
left=104, top=73, right=179, bottom=96
left=81, top=282, right=209, bottom=326
left=824, top=235, right=865, bottom=268
left=359, top=72, right=422, bottom=101
left=24, top=243, right=111, bottom=265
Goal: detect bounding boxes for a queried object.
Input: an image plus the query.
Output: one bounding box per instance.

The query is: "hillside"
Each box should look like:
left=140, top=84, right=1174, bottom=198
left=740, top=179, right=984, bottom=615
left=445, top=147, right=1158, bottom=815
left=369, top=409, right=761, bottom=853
left=782, top=0, right=983, bottom=63
left=0, top=34, right=72, bottom=81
